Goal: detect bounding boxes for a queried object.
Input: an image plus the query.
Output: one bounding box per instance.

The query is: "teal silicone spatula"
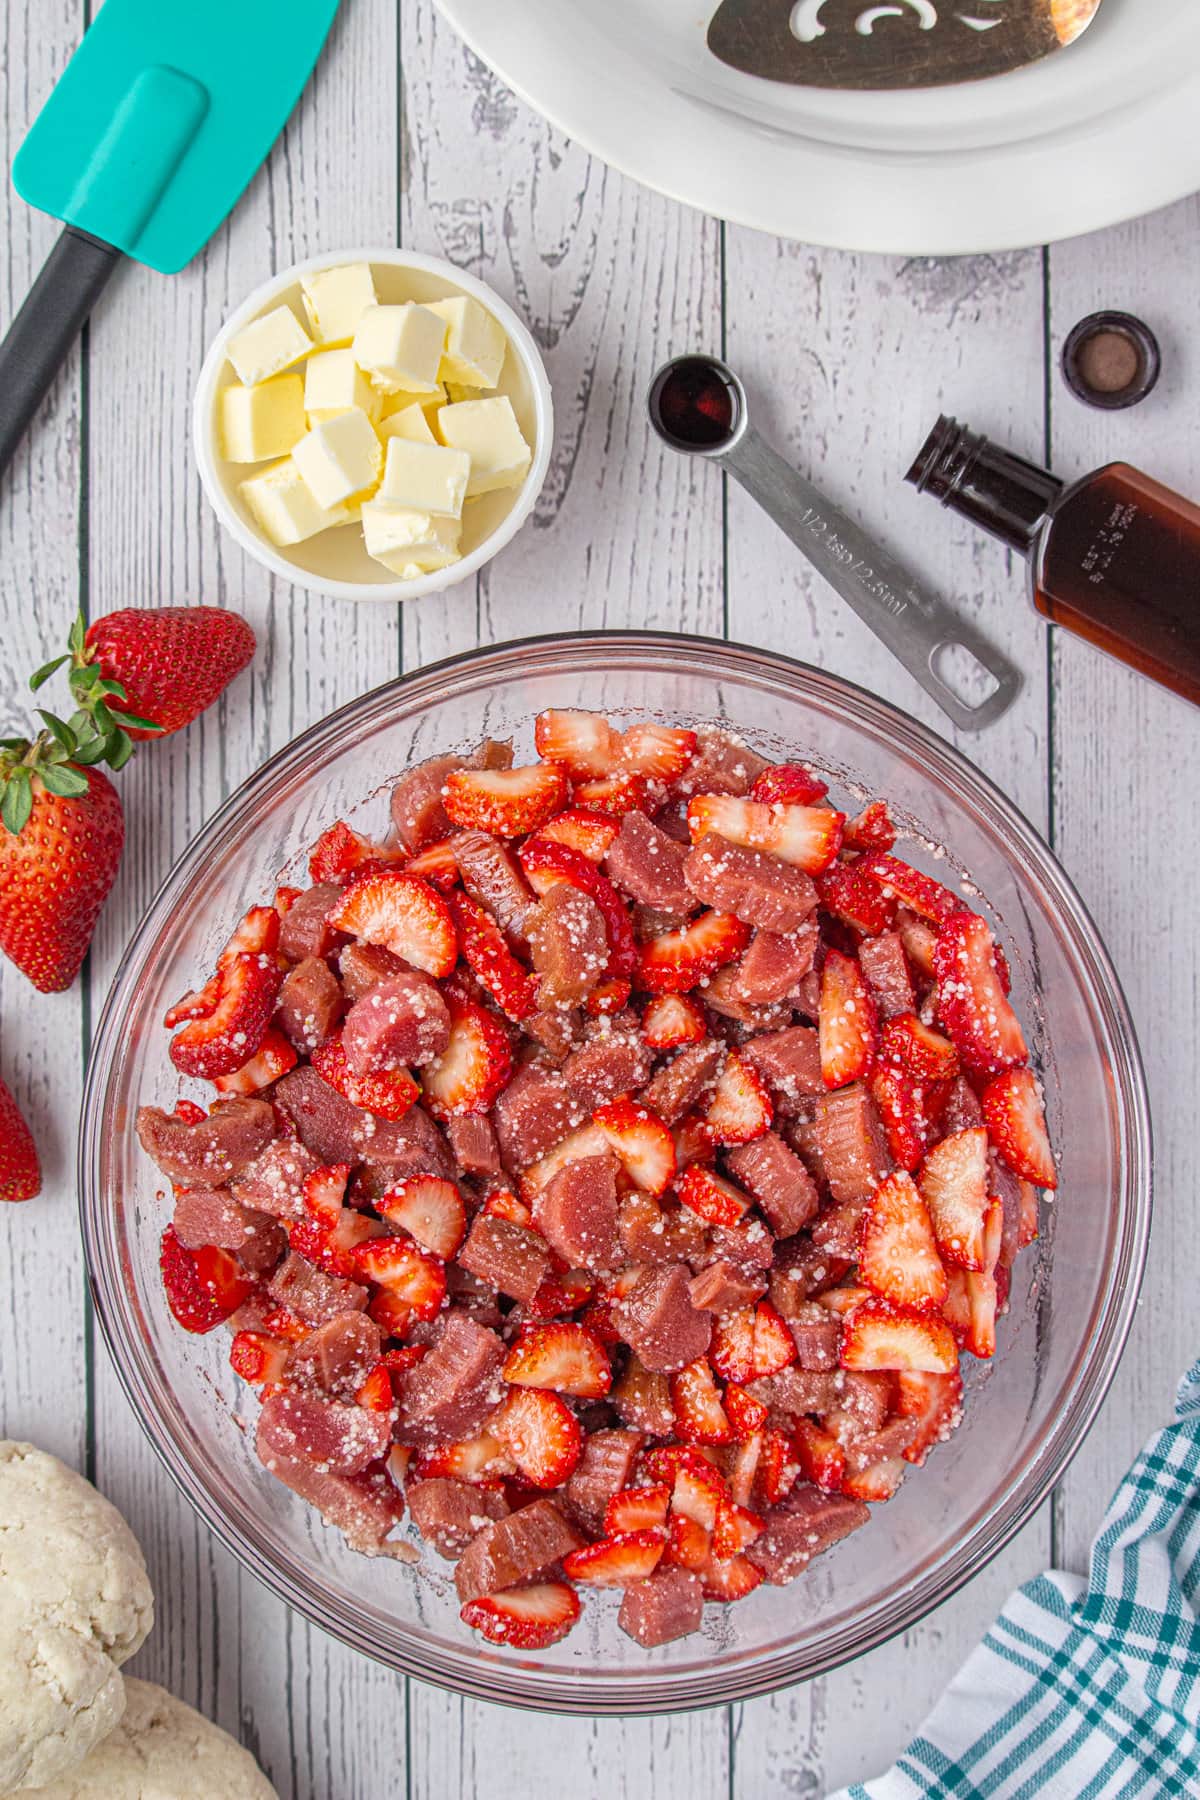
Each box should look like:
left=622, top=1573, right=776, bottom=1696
left=0, top=0, right=342, bottom=481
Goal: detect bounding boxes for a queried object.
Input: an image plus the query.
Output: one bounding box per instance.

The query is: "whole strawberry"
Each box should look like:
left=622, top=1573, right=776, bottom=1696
left=0, top=1073, right=41, bottom=1201
left=33, top=606, right=256, bottom=749
left=0, top=736, right=125, bottom=992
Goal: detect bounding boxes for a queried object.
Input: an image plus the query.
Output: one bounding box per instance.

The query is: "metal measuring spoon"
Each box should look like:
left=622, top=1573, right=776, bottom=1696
left=648, top=354, right=1022, bottom=732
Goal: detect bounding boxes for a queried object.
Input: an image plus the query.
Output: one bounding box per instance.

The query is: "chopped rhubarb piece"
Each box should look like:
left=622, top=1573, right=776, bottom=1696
left=520, top=837, right=638, bottom=980
left=981, top=1067, right=1057, bottom=1188
left=618, top=1567, right=704, bottom=1647
left=683, top=835, right=818, bottom=935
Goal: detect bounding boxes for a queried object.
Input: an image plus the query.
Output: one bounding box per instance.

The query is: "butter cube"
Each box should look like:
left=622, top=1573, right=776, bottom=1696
left=292, top=408, right=383, bottom=510
left=362, top=503, right=462, bottom=574
left=221, top=375, right=306, bottom=463
left=352, top=304, right=446, bottom=396
left=379, top=436, right=470, bottom=519
left=240, top=458, right=348, bottom=546
left=304, top=349, right=381, bottom=423
left=300, top=262, right=378, bottom=346
left=380, top=385, right=445, bottom=421
left=425, top=296, right=507, bottom=390
left=438, top=395, right=532, bottom=496
left=227, top=304, right=312, bottom=386
left=378, top=403, right=437, bottom=446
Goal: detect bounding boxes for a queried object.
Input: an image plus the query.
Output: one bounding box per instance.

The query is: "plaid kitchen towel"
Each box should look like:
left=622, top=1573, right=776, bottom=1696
left=833, top=1360, right=1200, bottom=1800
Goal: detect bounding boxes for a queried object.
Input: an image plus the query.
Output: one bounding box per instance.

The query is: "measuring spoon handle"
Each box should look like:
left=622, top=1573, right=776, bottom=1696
left=723, top=424, right=1022, bottom=732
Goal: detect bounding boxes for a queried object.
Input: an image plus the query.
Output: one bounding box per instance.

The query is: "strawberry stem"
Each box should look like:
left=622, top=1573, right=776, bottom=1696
left=26, top=611, right=162, bottom=772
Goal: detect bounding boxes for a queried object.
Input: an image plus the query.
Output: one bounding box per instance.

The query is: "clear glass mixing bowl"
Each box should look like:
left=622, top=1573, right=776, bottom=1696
left=79, top=632, right=1151, bottom=1713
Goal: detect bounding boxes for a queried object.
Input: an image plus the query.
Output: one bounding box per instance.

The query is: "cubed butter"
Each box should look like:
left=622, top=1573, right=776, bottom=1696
left=221, top=374, right=306, bottom=463
left=352, top=304, right=446, bottom=396
left=300, top=262, right=378, bottom=346
left=380, top=385, right=445, bottom=421
left=362, top=503, right=462, bottom=574
left=292, top=408, right=383, bottom=510
left=425, top=296, right=507, bottom=390
left=379, top=436, right=470, bottom=518
left=438, top=395, right=532, bottom=496
left=378, top=403, right=437, bottom=446
left=226, top=304, right=312, bottom=386
left=240, top=458, right=348, bottom=546
left=304, top=348, right=381, bottom=423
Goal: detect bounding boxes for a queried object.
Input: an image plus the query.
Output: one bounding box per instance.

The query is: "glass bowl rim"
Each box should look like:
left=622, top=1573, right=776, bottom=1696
left=78, top=628, right=1153, bottom=1713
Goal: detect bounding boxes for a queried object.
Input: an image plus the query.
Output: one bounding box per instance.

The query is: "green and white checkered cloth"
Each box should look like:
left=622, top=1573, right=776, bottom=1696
left=833, top=1360, right=1200, bottom=1800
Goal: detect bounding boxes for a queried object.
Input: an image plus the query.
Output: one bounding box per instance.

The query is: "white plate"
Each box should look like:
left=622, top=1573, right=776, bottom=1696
left=434, top=0, right=1200, bottom=253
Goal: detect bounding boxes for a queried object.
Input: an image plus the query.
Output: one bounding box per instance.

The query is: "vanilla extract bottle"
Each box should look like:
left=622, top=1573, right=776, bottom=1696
left=907, top=416, right=1200, bottom=707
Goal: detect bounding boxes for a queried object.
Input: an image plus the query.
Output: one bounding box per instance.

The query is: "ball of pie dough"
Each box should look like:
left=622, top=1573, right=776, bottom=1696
left=15, top=1678, right=278, bottom=1798
left=0, top=1443, right=154, bottom=1793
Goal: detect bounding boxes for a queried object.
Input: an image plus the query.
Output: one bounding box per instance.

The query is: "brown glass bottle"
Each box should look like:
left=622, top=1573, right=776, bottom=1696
left=907, top=416, right=1200, bottom=707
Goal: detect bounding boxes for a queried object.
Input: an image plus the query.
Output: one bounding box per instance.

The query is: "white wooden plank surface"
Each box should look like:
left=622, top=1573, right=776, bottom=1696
left=1, top=0, right=1196, bottom=1792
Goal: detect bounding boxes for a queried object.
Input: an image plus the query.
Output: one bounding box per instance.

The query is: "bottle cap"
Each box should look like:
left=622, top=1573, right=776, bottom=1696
left=1062, top=311, right=1161, bottom=411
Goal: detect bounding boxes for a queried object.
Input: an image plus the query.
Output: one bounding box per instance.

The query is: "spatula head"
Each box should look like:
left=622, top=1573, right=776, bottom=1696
left=12, top=0, right=341, bottom=273
left=708, top=0, right=1103, bottom=90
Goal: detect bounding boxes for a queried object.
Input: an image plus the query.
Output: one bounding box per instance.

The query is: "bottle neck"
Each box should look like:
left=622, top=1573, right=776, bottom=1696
left=906, top=416, right=1065, bottom=556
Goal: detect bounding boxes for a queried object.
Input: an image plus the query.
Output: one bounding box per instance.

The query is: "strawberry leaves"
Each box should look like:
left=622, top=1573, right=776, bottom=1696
left=27, top=611, right=165, bottom=777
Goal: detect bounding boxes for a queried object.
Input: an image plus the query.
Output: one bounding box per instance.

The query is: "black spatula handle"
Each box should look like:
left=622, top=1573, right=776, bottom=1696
left=0, top=226, right=122, bottom=482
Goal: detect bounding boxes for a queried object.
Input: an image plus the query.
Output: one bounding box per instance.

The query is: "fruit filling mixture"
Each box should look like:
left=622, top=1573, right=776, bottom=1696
left=136, top=712, right=1055, bottom=1653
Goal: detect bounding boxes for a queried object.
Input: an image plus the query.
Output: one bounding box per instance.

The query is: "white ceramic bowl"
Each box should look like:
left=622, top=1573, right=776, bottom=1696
left=193, top=248, right=554, bottom=603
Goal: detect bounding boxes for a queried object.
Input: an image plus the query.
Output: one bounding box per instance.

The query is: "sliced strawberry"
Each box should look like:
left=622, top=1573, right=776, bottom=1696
left=483, top=1185, right=534, bottom=1228
left=288, top=1202, right=380, bottom=1279
left=534, top=708, right=617, bottom=776
left=638, top=910, right=751, bottom=994
left=751, top=1302, right=797, bottom=1378
left=171, top=1098, right=208, bottom=1126
left=377, top=1176, right=467, bottom=1260
left=933, top=912, right=1027, bottom=1080
left=491, top=1386, right=583, bottom=1487
left=945, top=1195, right=1003, bottom=1359
left=212, top=1025, right=298, bottom=1095
left=712, top=1499, right=765, bottom=1559
left=414, top=1433, right=514, bottom=1484
left=726, top=1435, right=762, bottom=1509
left=642, top=992, right=707, bottom=1050
left=709, top=1301, right=796, bottom=1383
left=356, top=1362, right=397, bottom=1415
left=354, top=1238, right=446, bottom=1333
left=919, top=1126, right=991, bottom=1270
left=259, top=1303, right=309, bottom=1344
left=842, top=1458, right=907, bottom=1503
left=1018, top=1180, right=1039, bottom=1249
left=303, top=1163, right=352, bottom=1226
left=982, top=1067, right=1056, bottom=1188
left=381, top=1344, right=429, bottom=1376
left=880, top=1013, right=959, bottom=1083
left=586, top=977, right=632, bottom=1016
left=819, top=949, right=877, bottom=1089
left=310, top=1032, right=418, bottom=1122
left=870, top=1066, right=930, bottom=1173
left=274, top=884, right=303, bottom=918
left=402, top=837, right=461, bottom=891
left=841, top=1299, right=958, bottom=1374
left=169, top=954, right=282, bottom=1080
left=449, top=889, right=538, bottom=1020
left=817, top=861, right=896, bottom=936
left=309, top=819, right=403, bottom=884
left=444, top=763, right=568, bottom=837
left=896, top=907, right=939, bottom=979
left=641, top=1443, right=727, bottom=1491
left=229, top=1329, right=291, bottom=1386
left=704, top=1050, right=773, bottom=1145
left=842, top=800, right=896, bottom=853
left=670, top=1461, right=727, bottom=1527
left=672, top=1112, right=716, bottom=1171
left=563, top=1530, right=665, bottom=1587
left=527, top=1267, right=596, bottom=1318
left=700, top=1553, right=763, bottom=1602
left=664, top=1512, right=711, bottom=1571
left=676, top=1165, right=750, bottom=1229
left=687, top=794, right=844, bottom=874
left=860, top=1170, right=948, bottom=1313
left=670, top=1358, right=733, bottom=1446
left=618, top=723, right=696, bottom=781
left=859, top=853, right=966, bottom=926
left=219, top=904, right=283, bottom=964
left=420, top=1002, right=513, bottom=1119
left=529, top=807, right=620, bottom=863
left=605, top=1484, right=671, bottom=1536
left=519, top=1123, right=611, bottom=1200
left=792, top=1416, right=847, bottom=1493
left=815, top=1283, right=874, bottom=1316
left=724, top=1382, right=769, bottom=1440
left=159, top=1226, right=251, bottom=1333
left=518, top=838, right=638, bottom=978
left=502, top=1322, right=612, bottom=1398
left=895, top=1367, right=964, bottom=1466
left=328, top=870, right=457, bottom=978
left=593, top=1096, right=677, bottom=1195
left=461, top=1581, right=581, bottom=1649
left=571, top=771, right=650, bottom=816
left=756, top=1427, right=800, bottom=1507
left=750, top=763, right=828, bottom=807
